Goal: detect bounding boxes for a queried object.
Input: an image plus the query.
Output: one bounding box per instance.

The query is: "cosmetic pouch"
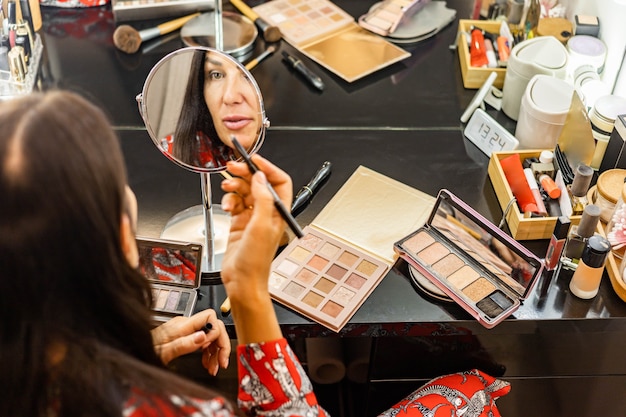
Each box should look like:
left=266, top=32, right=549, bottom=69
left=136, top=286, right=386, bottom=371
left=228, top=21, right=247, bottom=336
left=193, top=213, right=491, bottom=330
left=378, top=369, right=510, bottom=417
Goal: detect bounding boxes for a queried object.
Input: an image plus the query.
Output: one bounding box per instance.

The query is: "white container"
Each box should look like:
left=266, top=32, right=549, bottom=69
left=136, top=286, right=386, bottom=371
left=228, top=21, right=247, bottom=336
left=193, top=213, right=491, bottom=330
left=589, top=95, right=626, bottom=170
left=501, top=36, right=569, bottom=121
left=567, top=35, right=607, bottom=77
left=515, top=74, right=574, bottom=149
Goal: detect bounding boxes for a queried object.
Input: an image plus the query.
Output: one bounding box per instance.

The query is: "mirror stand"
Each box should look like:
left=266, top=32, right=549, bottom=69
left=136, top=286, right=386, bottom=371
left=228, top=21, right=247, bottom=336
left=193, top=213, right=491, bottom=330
left=161, top=0, right=228, bottom=278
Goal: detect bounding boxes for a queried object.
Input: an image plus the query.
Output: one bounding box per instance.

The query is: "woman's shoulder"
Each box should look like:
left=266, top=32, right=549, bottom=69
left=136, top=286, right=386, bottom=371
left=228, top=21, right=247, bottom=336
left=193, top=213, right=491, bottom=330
left=123, top=387, right=234, bottom=417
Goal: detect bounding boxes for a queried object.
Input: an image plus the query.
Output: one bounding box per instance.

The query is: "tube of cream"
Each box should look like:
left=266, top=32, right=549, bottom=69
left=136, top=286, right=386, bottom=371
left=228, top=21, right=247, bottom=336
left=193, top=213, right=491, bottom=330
left=524, top=168, right=548, bottom=216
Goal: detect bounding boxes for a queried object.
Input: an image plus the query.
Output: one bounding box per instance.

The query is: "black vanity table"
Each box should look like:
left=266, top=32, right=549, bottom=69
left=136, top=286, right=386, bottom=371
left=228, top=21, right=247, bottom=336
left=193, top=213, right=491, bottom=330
left=35, top=1, right=626, bottom=415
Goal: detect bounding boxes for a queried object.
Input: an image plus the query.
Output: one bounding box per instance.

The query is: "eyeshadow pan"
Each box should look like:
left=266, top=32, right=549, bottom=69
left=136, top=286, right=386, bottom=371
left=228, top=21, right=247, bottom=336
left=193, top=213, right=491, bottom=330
left=300, top=233, right=323, bottom=250
left=289, top=246, right=310, bottom=262
left=418, top=242, right=449, bottom=264
left=462, top=277, right=496, bottom=302
left=175, top=291, right=191, bottom=312
left=356, top=259, right=378, bottom=276
left=308, top=255, right=329, bottom=271
left=327, top=264, right=347, bottom=280
left=338, top=251, right=358, bottom=267
left=319, top=242, right=340, bottom=258
left=403, top=231, right=436, bottom=254
left=156, top=290, right=169, bottom=309
left=321, top=301, right=343, bottom=318
left=431, top=253, right=465, bottom=277
left=295, top=268, right=317, bottom=284
left=476, top=297, right=504, bottom=318
left=334, top=286, right=355, bottom=304
left=285, top=281, right=305, bottom=298
left=345, top=273, right=366, bottom=289
left=277, top=259, right=299, bottom=276
left=302, top=291, right=324, bottom=307
left=314, top=277, right=336, bottom=294
left=165, top=291, right=180, bottom=310
left=269, top=271, right=288, bottom=289
left=447, top=265, right=480, bottom=290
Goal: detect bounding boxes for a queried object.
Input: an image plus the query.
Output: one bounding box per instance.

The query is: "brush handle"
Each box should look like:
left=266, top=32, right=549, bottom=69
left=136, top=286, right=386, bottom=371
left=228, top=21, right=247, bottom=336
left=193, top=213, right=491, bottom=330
left=229, top=0, right=260, bottom=21
left=230, top=0, right=282, bottom=42
left=139, top=12, right=200, bottom=41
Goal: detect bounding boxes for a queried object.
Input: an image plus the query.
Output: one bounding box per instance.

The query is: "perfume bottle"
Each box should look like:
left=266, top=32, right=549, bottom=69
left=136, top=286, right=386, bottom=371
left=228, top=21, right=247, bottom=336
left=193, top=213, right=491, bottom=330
left=561, top=204, right=601, bottom=270
left=567, top=164, right=593, bottom=215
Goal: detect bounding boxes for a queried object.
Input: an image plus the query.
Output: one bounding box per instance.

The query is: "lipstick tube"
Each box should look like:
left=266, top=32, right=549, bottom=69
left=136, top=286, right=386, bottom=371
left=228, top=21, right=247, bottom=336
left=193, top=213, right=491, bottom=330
left=523, top=168, right=547, bottom=216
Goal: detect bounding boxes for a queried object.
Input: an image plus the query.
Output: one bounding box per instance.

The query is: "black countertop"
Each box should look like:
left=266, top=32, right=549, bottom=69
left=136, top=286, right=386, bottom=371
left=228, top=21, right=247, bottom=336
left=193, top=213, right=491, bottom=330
left=36, top=0, right=626, bottom=338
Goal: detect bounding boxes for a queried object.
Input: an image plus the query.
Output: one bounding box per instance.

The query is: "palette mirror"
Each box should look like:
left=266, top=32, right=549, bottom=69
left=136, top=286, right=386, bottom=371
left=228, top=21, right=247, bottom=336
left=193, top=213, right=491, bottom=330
left=136, top=46, right=269, bottom=275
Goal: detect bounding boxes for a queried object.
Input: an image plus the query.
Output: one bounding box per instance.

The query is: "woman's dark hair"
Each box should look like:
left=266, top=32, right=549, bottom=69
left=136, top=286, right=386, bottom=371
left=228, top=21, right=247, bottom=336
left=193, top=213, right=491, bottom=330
left=0, top=91, right=225, bottom=416
left=173, top=49, right=231, bottom=166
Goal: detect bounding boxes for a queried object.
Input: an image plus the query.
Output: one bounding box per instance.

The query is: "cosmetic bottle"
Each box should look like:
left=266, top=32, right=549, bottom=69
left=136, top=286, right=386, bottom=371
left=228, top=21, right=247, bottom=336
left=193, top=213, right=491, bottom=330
left=567, top=163, right=593, bottom=215
left=569, top=235, right=610, bottom=299
left=605, top=181, right=626, bottom=261
left=561, top=204, right=601, bottom=270
left=545, top=216, right=571, bottom=271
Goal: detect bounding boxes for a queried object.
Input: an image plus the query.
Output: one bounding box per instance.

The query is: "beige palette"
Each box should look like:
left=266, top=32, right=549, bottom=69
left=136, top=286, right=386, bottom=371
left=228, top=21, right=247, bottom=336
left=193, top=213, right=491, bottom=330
left=270, top=226, right=387, bottom=332
left=394, top=190, right=544, bottom=329
left=253, top=0, right=410, bottom=82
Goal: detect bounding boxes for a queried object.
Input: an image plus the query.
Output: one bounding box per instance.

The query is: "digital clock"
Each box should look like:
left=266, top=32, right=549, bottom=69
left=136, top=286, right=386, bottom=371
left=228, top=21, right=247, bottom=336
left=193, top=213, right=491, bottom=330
left=463, top=108, right=519, bottom=157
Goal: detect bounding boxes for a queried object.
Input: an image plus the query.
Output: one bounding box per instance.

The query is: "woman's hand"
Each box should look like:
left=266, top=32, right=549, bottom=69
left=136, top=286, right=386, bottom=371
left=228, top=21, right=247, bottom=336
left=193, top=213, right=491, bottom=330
left=219, top=154, right=293, bottom=344
left=151, top=309, right=230, bottom=375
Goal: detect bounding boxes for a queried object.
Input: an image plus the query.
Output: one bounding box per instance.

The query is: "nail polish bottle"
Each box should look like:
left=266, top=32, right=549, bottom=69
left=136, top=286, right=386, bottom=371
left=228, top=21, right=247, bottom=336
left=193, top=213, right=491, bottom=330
left=545, top=216, right=571, bottom=271
left=561, top=204, right=601, bottom=270
left=569, top=235, right=610, bottom=299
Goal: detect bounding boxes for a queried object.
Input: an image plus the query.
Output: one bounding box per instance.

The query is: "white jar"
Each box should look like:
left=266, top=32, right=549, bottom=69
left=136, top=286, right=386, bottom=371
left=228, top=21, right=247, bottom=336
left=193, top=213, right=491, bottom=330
left=589, top=95, right=626, bottom=170
left=515, top=74, right=573, bottom=149
left=501, top=36, right=569, bottom=121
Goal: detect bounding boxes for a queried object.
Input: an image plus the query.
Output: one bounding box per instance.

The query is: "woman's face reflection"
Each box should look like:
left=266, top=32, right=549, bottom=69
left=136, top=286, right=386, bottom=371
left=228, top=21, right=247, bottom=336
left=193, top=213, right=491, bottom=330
left=203, top=52, right=261, bottom=151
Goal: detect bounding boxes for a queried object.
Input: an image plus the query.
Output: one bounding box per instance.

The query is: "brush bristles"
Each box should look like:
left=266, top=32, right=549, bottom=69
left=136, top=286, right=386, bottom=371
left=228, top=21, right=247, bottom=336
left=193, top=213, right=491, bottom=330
left=113, top=25, right=142, bottom=54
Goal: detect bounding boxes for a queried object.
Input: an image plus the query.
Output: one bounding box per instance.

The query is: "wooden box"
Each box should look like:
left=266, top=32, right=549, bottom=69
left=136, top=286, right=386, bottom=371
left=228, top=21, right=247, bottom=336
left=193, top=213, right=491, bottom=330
left=488, top=150, right=582, bottom=240
left=457, top=19, right=508, bottom=89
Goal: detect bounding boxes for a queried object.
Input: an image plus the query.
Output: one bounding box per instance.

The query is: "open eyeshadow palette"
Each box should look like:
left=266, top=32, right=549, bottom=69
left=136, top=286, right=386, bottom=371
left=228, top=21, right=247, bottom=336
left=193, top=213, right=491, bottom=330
left=136, top=237, right=203, bottom=323
left=252, top=0, right=410, bottom=82
left=394, top=189, right=544, bottom=328
left=269, top=166, right=435, bottom=332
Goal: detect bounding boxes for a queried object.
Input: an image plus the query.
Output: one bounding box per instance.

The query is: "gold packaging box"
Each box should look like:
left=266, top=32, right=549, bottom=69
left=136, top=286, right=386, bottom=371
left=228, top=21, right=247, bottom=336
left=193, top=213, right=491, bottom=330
left=488, top=150, right=581, bottom=240
left=457, top=19, right=508, bottom=89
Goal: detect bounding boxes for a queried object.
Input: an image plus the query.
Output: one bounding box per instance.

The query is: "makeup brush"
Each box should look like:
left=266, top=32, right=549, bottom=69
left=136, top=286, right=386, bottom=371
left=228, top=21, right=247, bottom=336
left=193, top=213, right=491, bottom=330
left=229, top=0, right=282, bottom=43
left=113, top=12, right=200, bottom=54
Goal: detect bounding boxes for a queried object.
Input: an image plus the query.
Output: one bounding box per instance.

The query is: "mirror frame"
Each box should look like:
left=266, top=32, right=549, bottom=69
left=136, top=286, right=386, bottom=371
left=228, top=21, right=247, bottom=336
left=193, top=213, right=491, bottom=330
left=137, top=46, right=269, bottom=174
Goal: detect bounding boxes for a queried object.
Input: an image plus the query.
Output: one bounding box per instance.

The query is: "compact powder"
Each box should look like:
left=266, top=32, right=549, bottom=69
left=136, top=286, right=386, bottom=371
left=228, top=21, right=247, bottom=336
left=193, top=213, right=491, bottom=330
left=418, top=241, right=449, bottom=264
left=462, top=277, right=496, bottom=302
left=431, top=253, right=465, bottom=277
left=403, top=231, right=435, bottom=254
left=447, top=265, right=480, bottom=290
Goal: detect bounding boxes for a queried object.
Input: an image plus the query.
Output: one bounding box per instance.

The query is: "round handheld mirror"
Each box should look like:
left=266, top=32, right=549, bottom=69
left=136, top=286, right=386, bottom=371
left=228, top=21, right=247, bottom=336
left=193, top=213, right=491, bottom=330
left=137, top=46, right=269, bottom=174
left=136, top=46, right=270, bottom=276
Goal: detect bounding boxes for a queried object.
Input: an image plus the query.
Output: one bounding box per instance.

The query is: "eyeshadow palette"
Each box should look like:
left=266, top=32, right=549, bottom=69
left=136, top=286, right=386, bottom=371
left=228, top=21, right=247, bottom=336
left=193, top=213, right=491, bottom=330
left=270, top=226, right=387, bottom=331
left=394, top=189, right=544, bottom=328
left=137, top=237, right=202, bottom=323
left=253, top=0, right=410, bottom=82
left=270, top=165, right=436, bottom=332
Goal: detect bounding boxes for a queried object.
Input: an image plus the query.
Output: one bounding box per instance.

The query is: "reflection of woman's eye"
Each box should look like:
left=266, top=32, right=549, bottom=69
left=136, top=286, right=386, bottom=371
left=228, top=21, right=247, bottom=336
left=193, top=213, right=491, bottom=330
left=207, top=70, right=224, bottom=80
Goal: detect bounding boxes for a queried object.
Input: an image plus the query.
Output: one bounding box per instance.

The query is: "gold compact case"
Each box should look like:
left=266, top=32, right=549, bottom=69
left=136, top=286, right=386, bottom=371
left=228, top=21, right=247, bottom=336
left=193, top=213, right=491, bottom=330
left=394, top=189, right=544, bottom=328
left=136, top=237, right=202, bottom=323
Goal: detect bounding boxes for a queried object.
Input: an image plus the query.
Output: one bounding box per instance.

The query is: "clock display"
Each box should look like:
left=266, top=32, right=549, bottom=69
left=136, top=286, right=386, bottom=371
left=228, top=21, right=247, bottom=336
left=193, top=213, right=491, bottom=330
left=464, top=108, right=519, bottom=156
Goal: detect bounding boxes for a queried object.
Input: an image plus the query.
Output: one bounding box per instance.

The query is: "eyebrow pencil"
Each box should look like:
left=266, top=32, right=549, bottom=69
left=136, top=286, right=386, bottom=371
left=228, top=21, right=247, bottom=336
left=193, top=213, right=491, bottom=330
left=231, top=136, right=304, bottom=239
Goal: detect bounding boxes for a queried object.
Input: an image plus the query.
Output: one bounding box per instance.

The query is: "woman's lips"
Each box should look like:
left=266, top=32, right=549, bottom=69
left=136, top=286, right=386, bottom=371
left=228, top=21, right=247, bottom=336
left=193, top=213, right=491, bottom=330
left=222, top=116, right=252, bottom=131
